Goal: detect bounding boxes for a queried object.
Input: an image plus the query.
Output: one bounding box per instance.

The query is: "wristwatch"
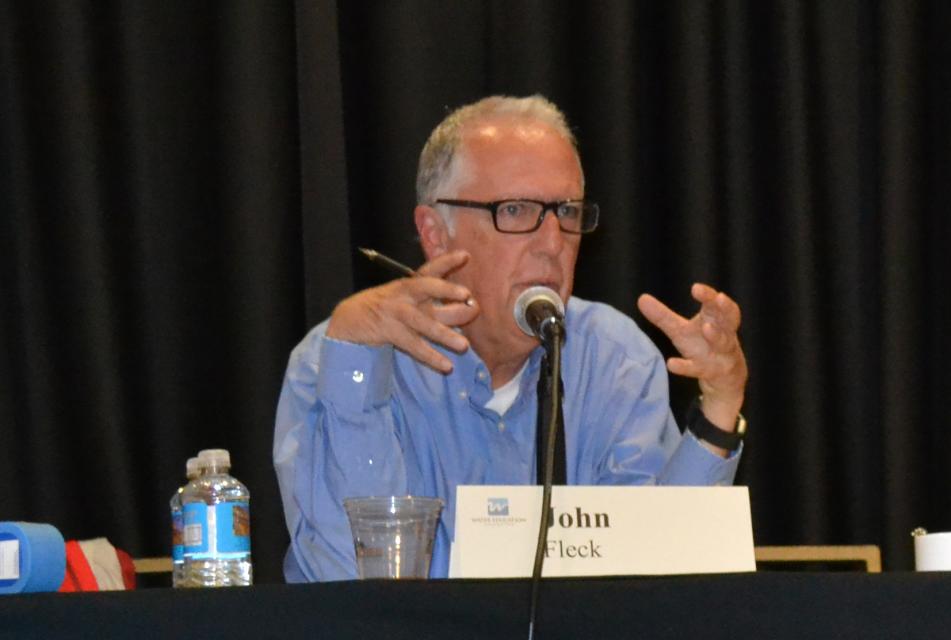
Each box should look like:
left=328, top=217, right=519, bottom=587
left=685, top=397, right=747, bottom=452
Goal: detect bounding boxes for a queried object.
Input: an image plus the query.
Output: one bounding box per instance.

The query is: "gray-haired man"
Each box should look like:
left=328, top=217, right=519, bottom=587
left=274, top=95, right=748, bottom=581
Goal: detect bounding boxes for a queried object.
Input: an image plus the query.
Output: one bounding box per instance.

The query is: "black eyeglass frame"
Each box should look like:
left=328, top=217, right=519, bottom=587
left=434, top=198, right=600, bottom=234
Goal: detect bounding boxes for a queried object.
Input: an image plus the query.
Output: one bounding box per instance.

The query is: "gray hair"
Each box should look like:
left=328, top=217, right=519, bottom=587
left=415, top=95, right=581, bottom=231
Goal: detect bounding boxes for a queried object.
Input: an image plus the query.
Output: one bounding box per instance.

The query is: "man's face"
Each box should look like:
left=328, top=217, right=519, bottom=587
left=438, top=118, right=584, bottom=364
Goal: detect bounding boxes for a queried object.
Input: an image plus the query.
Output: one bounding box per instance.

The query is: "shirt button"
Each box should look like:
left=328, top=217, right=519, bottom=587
left=352, top=370, right=365, bottom=383
left=497, top=421, right=506, bottom=433
left=477, top=371, right=487, bottom=381
left=458, top=391, right=468, bottom=400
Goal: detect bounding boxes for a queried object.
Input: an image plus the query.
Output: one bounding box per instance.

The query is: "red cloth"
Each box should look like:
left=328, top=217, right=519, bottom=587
left=117, top=548, right=136, bottom=589
left=58, top=540, right=136, bottom=591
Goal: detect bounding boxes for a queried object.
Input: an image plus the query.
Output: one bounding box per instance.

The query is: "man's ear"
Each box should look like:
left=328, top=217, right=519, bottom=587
left=415, top=205, right=450, bottom=260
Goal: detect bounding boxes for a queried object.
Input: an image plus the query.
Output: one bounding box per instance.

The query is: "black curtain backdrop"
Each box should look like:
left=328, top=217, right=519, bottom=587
left=1, top=1, right=949, bottom=583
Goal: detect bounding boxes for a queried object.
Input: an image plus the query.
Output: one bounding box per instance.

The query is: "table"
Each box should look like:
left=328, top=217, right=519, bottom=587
left=2, top=573, right=949, bottom=639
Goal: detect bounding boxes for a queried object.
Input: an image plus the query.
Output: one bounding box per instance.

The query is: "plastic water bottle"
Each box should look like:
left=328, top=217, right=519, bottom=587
left=181, top=449, right=252, bottom=587
left=171, top=456, right=202, bottom=588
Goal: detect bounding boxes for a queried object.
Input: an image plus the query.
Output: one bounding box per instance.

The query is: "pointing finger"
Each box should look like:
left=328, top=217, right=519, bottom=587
left=637, top=293, right=687, bottom=338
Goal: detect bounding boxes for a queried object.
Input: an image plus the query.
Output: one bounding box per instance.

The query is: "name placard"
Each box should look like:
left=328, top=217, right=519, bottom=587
left=449, top=485, right=755, bottom=578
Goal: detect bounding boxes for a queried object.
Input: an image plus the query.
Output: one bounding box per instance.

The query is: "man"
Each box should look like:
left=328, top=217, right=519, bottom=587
left=274, top=95, right=748, bottom=582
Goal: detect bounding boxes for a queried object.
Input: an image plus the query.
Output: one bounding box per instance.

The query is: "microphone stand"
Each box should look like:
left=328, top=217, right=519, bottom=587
left=527, top=323, right=565, bottom=640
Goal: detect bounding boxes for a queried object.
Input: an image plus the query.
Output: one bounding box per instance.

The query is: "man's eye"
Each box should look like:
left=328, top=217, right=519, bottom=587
left=499, top=202, right=528, bottom=217
left=558, top=203, right=581, bottom=219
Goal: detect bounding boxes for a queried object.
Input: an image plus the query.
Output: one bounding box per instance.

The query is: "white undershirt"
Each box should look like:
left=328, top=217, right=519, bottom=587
left=483, top=361, right=528, bottom=416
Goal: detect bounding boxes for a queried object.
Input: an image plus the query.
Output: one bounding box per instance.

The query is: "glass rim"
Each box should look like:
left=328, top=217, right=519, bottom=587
left=343, top=495, right=444, bottom=510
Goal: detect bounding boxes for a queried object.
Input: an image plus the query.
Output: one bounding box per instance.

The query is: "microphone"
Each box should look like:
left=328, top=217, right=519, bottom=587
left=515, top=285, right=567, bottom=640
left=514, top=286, right=565, bottom=341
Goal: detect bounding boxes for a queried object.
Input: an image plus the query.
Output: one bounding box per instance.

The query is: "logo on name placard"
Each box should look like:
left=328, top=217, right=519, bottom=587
left=487, top=498, right=509, bottom=516
left=470, top=496, right=526, bottom=527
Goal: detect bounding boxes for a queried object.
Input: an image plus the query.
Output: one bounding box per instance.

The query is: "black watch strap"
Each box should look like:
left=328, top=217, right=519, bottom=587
left=685, top=398, right=746, bottom=451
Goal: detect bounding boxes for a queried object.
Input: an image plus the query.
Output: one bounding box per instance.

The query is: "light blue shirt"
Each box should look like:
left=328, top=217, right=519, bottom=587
left=273, top=296, right=740, bottom=582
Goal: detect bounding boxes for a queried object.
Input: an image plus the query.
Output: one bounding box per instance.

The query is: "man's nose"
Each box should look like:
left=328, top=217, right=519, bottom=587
left=533, top=208, right=565, bottom=253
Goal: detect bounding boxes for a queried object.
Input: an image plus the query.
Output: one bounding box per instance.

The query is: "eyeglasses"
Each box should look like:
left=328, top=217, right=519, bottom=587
left=435, top=199, right=600, bottom=234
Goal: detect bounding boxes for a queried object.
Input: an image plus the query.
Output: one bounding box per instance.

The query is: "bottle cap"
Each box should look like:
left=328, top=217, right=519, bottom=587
left=185, top=457, right=201, bottom=479
left=197, top=448, right=231, bottom=470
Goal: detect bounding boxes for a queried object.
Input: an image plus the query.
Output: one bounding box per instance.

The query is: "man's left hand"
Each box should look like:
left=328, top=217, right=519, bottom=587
left=637, top=283, right=748, bottom=434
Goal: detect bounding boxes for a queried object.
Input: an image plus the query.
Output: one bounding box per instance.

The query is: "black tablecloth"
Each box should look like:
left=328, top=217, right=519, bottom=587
left=3, top=573, right=949, bottom=639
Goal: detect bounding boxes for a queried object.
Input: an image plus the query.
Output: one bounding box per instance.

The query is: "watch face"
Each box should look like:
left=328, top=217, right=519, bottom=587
left=736, top=415, right=748, bottom=436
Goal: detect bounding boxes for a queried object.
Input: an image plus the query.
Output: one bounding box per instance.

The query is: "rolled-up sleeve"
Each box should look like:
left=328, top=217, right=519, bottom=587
left=273, top=325, right=408, bottom=582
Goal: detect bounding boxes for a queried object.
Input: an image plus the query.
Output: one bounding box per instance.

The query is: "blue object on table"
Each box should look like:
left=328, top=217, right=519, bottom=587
left=0, top=522, right=66, bottom=594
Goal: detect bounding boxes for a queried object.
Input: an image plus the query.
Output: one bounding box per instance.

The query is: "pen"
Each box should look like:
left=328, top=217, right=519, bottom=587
left=358, top=247, right=475, bottom=306
left=358, top=247, right=417, bottom=278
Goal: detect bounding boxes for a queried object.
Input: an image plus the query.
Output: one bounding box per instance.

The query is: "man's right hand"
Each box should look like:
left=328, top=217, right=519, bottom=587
left=326, top=250, right=479, bottom=373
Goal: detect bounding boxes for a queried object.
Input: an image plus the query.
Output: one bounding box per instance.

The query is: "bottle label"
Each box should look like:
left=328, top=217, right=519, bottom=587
left=171, top=511, right=184, bottom=561
left=184, top=502, right=251, bottom=557
left=183, top=504, right=206, bottom=555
